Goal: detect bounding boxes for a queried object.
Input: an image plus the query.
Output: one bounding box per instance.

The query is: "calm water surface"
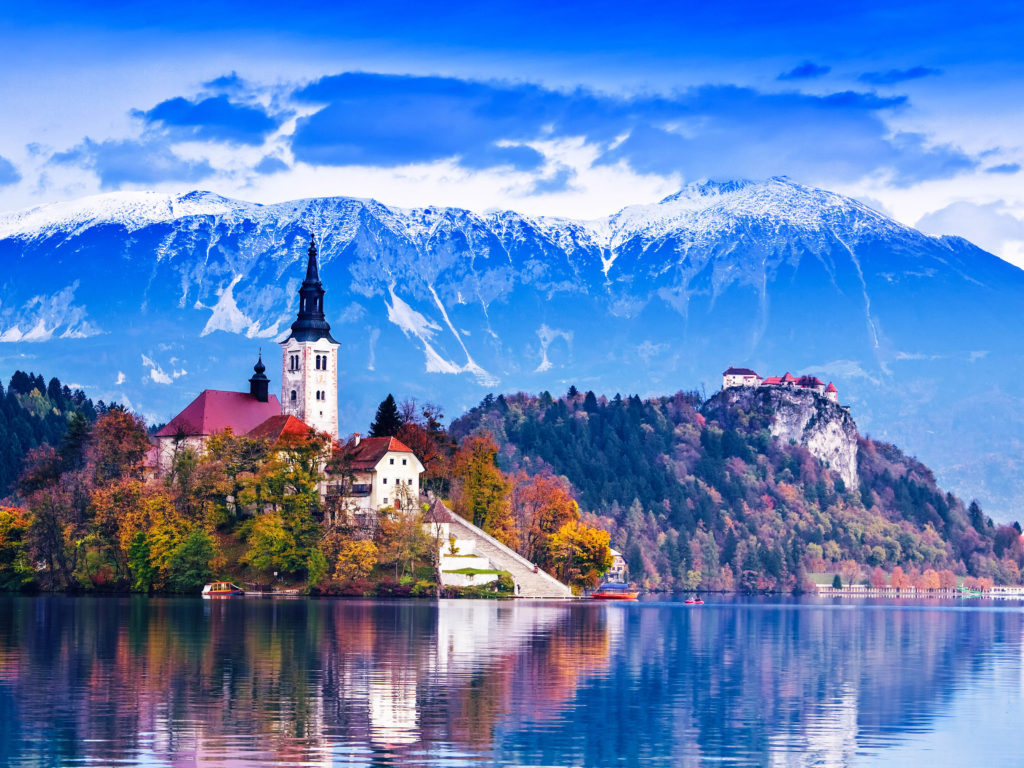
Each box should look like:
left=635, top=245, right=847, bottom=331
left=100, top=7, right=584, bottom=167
left=1, top=595, right=1022, bottom=767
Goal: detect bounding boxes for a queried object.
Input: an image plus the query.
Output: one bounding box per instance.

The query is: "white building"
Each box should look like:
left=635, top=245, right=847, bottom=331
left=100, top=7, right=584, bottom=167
left=606, top=548, right=627, bottom=583
left=280, top=234, right=340, bottom=439
left=332, top=435, right=425, bottom=513
left=722, top=366, right=761, bottom=389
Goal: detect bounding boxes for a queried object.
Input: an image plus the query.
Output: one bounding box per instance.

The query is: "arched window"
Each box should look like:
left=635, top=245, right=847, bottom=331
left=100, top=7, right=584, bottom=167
left=321, top=356, right=328, bottom=371
left=290, top=390, right=297, bottom=402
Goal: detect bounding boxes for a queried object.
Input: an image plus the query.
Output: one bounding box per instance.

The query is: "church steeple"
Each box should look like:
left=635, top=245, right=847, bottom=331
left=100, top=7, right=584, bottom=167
left=286, top=234, right=337, bottom=343
left=279, top=231, right=341, bottom=439
left=249, top=350, right=270, bottom=402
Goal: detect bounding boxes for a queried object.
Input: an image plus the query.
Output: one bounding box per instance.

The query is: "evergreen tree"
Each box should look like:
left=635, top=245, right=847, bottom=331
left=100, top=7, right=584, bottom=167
left=369, top=394, right=403, bottom=437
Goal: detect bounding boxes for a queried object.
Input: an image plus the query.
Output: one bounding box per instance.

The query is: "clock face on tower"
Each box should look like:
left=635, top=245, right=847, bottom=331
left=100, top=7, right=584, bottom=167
left=279, top=235, right=340, bottom=438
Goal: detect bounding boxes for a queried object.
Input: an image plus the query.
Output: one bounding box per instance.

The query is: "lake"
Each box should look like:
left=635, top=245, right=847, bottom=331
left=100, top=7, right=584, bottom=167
left=1, top=595, right=1021, bottom=767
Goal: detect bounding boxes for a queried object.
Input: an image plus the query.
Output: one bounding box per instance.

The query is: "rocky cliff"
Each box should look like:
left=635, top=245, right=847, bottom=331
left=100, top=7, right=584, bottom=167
left=704, top=386, right=860, bottom=489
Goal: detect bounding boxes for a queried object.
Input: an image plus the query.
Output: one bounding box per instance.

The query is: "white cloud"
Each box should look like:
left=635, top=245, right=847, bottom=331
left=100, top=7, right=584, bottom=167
left=115, top=371, right=125, bottom=385
left=141, top=353, right=186, bottom=385
left=915, top=200, right=1024, bottom=267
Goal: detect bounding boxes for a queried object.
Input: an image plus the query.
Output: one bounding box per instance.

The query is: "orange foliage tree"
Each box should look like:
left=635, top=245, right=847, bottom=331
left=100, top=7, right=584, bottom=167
left=509, top=471, right=580, bottom=568
left=890, top=565, right=911, bottom=589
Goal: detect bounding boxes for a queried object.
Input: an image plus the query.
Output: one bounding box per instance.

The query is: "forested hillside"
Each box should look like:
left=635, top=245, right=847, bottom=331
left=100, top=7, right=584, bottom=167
left=0, top=372, right=99, bottom=499
left=451, top=389, right=1024, bottom=591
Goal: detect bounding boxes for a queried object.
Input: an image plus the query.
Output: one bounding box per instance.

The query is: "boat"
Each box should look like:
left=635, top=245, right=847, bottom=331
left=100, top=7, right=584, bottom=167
left=590, top=583, right=640, bottom=600
left=684, top=596, right=704, bottom=605
left=201, top=581, right=245, bottom=598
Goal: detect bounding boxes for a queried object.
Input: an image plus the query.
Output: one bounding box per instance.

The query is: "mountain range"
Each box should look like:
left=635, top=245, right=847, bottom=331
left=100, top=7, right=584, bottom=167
left=1, top=178, right=1022, bottom=517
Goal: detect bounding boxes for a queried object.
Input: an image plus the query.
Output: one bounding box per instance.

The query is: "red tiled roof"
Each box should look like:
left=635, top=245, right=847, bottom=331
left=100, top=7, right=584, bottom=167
left=247, top=415, right=315, bottom=446
left=826, top=382, right=838, bottom=392
left=340, top=435, right=416, bottom=470
left=723, top=366, right=759, bottom=376
left=781, top=372, right=798, bottom=383
left=155, top=390, right=282, bottom=438
left=761, top=376, right=783, bottom=385
left=796, top=375, right=825, bottom=388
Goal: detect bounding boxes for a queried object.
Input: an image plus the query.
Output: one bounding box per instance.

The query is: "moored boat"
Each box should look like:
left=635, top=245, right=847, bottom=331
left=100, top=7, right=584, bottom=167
left=201, top=581, right=245, bottom=598
left=684, top=596, right=704, bottom=605
left=590, top=583, right=640, bottom=600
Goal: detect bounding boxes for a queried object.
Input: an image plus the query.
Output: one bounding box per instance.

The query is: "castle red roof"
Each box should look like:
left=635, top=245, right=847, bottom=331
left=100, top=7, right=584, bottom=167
left=761, top=376, right=783, bottom=385
left=723, top=367, right=759, bottom=376
left=796, top=375, right=825, bottom=388
left=826, top=382, right=838, bottom=392
left=155, top=390, right=282, bottom=438
left=247, top=414, right=315, bottom=446
left=781, top=372, right=798, bottom=383
left=342, top=436, right=416, bottom=470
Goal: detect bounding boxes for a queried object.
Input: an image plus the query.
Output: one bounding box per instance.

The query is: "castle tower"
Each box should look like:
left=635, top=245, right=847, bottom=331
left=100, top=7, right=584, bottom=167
left=280, top=234, right=340, bottom=437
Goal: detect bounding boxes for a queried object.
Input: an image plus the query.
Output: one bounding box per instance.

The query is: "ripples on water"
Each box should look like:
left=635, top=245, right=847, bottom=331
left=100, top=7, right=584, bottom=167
left=0, top=596, right=1021, bottom=767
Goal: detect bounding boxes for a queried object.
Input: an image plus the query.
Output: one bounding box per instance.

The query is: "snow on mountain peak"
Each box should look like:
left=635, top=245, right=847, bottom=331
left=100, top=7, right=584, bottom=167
left=0, top=178, right=906, bottom=252
left=0, top=189, right=247, bottom=240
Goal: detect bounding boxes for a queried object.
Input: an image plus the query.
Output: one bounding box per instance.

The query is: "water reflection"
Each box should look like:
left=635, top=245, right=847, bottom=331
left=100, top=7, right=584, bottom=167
left=0, top=596, right=1021, bottom=767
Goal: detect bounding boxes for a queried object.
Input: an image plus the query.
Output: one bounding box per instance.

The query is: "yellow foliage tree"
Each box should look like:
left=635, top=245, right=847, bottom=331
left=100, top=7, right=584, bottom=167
left=548, top=520, right=613, bottom=592
left=335, top=540, right=379, bottom=582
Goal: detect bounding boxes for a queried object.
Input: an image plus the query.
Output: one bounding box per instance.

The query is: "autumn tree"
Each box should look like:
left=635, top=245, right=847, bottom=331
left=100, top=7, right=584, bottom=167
left=375, top=508, right=430, bottom=581
left=890, top=565, right=910, bottom=589
left=238, top=433, right=329, bottom=578
left=509, top=471, right=580, bottom=567
left=0, top=506, right=33, bottom=590
left=548, top=520, right=613, bottom=592
left=87, top=407, right=151, bottom=485
left=451, top=433, right=515, bottom=546
left=870, top=566, right=887, bottom=588
left=335, top=539, right=379, bottom=583
left=397, top=400, right=454, bottom=496
left=19, top=445, right=90, bottom=589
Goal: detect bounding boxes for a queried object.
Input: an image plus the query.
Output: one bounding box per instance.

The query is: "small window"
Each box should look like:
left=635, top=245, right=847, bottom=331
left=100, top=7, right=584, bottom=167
left=389, top=458, right=394, bottom=465
left=383, top=497, right=388, bottom=505
left=402, top=459, right=407, bottom=465
left=290, top=390, right=297, bottom=402
left=382, top=478, right=388, bottom=484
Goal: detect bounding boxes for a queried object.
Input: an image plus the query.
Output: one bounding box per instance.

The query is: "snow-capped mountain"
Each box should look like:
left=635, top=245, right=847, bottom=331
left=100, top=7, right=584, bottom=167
left=2, top=177, right=1023, bottom=517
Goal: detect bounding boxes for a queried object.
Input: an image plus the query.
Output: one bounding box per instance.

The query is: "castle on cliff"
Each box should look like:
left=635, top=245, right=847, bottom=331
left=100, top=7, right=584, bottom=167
left=722, top=367, right=839, bottom=403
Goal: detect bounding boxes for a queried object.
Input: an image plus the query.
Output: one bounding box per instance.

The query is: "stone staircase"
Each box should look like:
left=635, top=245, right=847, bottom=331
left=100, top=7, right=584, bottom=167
left=428, top=500, right=573, bottom=599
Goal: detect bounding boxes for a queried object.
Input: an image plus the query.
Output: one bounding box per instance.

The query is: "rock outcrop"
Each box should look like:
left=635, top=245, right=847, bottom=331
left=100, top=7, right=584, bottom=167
left=704, top=386, right=860, bottom=489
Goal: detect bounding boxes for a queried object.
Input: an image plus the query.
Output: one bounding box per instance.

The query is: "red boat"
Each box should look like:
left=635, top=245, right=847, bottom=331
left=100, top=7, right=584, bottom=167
left=202, top=581, right=245, bottom=598
left=590, top=583, right=640, bottom=600
left=684, top=597, right=704, bottom=605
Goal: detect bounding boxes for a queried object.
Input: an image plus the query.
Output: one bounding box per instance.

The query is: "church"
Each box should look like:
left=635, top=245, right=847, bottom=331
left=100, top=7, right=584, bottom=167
left=152, top=235, right=424, bottom=508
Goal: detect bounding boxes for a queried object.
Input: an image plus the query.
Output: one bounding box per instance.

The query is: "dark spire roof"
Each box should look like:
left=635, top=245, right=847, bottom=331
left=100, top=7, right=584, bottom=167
left=285, top=233, right=338, bottom=344
left=249, top=349, right=270, bottom=402
left=305, top=234, right=321, bottom=283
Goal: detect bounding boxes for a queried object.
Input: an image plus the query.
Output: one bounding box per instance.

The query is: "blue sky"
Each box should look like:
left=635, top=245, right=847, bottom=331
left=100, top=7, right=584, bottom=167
left=1, top=0, right=1023, bottom=262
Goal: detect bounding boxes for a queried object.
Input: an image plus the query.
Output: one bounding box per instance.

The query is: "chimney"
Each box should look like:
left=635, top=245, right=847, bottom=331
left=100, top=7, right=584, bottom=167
left=353, top=432, right=361, bottom=446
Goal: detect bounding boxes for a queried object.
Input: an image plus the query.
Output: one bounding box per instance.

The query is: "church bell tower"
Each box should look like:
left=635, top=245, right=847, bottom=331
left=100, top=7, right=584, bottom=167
left=280, top=234, right=340, bottom=438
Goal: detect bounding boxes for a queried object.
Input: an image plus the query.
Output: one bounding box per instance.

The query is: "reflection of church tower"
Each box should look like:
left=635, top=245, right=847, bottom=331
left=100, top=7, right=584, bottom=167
left=280, top=234, right=340, bottom=437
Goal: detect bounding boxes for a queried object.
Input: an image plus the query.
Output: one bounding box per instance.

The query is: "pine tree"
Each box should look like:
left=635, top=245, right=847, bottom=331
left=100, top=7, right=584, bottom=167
left=369, top=394, right=403, bottom=437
